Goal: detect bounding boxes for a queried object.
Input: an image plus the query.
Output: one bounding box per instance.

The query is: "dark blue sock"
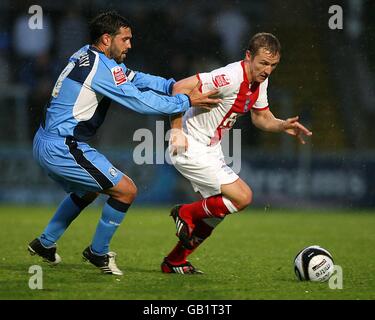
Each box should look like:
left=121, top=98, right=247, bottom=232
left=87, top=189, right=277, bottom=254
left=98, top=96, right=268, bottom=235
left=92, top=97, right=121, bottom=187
left=91, top=198, right=130, bottom=255
left=39, top=194, right=90, bottom=247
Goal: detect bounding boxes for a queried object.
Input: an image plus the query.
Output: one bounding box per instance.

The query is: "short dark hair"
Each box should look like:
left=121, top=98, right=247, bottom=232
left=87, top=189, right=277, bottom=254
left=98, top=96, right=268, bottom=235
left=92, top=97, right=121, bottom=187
left=247, top=32, right=281, bottom=57
left=89, top=11, right=131, bottom=44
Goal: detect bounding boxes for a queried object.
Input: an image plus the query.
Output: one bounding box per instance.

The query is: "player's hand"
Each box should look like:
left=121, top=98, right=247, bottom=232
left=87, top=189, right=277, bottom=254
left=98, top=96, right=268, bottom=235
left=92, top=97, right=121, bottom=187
left=170, top=128, right=188, bottom=156
left=282, top=116, right=312, bottom=144
left=188, top=81, right=222, bottom=109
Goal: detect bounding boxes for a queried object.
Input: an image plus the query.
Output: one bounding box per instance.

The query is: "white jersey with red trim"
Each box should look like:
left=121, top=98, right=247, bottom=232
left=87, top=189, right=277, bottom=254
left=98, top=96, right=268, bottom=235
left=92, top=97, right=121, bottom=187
left=182, top=60, right=269, bottom=146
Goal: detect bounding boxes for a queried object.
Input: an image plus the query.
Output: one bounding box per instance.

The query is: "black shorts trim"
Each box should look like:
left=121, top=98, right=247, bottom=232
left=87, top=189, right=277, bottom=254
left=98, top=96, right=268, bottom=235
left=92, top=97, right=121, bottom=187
left=65, top=137, right=113, bottom=190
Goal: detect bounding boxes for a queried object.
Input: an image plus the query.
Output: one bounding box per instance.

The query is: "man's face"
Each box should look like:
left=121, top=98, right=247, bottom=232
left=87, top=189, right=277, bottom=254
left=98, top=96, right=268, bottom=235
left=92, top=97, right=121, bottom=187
left=247, top=48, right=280, bottom=83
left=108, top=27, right=132, bottom=63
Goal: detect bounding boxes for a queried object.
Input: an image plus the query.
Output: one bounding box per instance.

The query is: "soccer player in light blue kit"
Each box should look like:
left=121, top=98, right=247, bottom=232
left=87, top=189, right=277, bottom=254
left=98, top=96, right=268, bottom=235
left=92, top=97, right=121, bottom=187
left=28, top=11, right=219, bottom=275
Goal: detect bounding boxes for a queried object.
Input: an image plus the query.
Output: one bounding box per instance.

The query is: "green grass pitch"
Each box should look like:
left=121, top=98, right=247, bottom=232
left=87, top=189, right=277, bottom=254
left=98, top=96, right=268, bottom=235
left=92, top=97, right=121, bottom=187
left=0, top=205, right=374, bottom=300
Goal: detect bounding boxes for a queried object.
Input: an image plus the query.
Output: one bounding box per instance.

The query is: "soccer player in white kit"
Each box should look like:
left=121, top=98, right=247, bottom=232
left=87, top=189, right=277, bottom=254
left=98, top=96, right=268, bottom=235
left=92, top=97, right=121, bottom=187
left=161, top=33, right=312, bottom=274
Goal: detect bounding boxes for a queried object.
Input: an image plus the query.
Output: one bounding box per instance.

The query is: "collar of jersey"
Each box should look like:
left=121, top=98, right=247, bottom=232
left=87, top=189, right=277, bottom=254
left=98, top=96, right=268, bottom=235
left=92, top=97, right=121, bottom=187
left=89, top=45, right=104, bottom=54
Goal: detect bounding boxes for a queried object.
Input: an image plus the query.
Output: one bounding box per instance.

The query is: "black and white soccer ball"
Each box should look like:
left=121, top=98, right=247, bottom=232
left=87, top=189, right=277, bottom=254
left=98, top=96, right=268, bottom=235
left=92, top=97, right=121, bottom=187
left=294, top=245, right=334, bottom=282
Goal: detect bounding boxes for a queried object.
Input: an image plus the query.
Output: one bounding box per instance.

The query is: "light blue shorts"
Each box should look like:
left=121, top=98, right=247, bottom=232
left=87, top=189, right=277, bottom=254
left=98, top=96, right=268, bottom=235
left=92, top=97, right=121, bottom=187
left=33, top=127, right=124, bottom=197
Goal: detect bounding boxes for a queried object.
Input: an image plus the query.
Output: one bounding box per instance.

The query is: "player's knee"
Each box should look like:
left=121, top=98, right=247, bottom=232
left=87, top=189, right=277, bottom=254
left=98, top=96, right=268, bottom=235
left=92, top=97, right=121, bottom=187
left=111, top=176, right=138, bottom=203
left=119, top=180, right=137, bottom=202
left=126, top=181, right=138, bottom=200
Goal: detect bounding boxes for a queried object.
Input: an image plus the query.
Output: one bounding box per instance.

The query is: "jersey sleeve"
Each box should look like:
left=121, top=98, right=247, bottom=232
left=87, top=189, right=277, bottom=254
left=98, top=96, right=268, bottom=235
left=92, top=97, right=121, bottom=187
left=128, top=69, right=175, bottom=95
left=91, top=55, right=190, bottom=115
left=196, top=66, right=235, bottom=97
left=253, top=78, right=269, bottom=110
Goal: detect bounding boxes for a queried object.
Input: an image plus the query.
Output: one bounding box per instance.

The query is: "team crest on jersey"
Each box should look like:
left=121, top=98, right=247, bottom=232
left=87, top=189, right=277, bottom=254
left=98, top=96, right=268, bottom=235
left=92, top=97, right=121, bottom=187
left=212, top=74, right=231, bottom=88
left=111, top=66, right=127, bottom=86
left=244, top=91, right=252, bottom=112
left=244, top=99, right=250, bottom=112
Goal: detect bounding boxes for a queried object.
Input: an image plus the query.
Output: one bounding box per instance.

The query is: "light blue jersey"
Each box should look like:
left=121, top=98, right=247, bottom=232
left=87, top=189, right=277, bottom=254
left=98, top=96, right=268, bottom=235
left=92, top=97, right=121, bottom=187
left=43, top=45, right=190, bottom=141
left=35, top=45, right=190, bottom=194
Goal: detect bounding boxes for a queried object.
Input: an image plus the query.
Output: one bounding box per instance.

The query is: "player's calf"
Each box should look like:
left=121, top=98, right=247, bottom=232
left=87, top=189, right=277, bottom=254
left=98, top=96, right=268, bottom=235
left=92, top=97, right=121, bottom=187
left=221, top=179, right=253, bottom=212
left=230, top=189, right=252, bottom=211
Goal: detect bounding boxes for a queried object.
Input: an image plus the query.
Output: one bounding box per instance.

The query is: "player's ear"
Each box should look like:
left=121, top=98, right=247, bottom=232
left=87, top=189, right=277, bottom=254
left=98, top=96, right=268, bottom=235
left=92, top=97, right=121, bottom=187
left=102, top=33, right=112, bottom=47
left=245, top=50, right=253, bottom=61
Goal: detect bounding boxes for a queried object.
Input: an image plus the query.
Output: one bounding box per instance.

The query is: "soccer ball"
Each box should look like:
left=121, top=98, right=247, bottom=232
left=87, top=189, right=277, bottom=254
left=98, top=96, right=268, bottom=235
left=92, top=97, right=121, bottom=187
left=294, top=245, right=334, bottom=282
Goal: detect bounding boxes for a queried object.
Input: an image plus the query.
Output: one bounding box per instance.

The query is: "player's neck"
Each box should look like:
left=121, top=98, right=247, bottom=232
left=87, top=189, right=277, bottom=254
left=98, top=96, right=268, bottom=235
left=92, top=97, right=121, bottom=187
left=92, top=43, right=107, bottom=56
left=243, top=60, right=254, bottom=84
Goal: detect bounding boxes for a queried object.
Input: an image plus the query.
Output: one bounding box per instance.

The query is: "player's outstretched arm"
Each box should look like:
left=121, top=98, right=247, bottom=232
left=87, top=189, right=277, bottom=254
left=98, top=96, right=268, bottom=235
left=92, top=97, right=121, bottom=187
left=251, top=109, right=312, bottom=144
left=92, top=60, right=220, bottom=115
